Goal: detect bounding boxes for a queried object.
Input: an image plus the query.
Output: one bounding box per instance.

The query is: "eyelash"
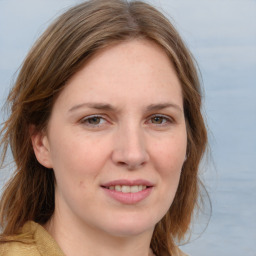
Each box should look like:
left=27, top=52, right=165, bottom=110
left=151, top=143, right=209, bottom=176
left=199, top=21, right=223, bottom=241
left=80, top=115, right=107, bottom=127
left=147, top=114, right=174, bottom=126
left=80, top=114, right=174, bottom=128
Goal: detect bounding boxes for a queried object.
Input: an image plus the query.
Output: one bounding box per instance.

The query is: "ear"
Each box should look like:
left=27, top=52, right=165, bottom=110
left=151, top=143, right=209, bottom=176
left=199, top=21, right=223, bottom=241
left=30, top=125, right=53, bottom=169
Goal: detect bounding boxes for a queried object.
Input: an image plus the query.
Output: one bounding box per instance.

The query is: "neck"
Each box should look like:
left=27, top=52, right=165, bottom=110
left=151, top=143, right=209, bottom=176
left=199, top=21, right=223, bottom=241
left=44, top=212, right=155, bottom=256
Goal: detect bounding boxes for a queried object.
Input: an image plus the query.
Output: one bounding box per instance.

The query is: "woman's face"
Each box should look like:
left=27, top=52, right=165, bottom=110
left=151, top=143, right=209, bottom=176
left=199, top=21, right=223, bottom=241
left=33, top=39, right=187, bottom=238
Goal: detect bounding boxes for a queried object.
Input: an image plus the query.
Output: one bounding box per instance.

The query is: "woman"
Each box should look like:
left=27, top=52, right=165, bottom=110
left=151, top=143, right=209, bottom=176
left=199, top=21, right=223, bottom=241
left=0, top=0, right=207, bottom=255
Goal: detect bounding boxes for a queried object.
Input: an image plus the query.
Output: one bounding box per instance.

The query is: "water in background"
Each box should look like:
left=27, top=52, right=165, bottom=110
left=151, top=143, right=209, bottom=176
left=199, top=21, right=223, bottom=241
left=1, top=0, right=256, bottom=255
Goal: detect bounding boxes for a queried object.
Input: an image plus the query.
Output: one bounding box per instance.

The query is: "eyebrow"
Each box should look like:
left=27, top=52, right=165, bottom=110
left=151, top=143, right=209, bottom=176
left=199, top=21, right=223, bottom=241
left=69, top=102, right=115, bottom=112
left=146, top=103, right=183, bottom=113
left=68, top=102, right=182, bottom=113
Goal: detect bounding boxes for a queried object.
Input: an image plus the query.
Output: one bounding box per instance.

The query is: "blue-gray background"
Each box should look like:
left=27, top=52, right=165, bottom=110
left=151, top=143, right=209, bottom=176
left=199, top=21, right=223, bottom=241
left=0, top=0, right=255, bottom=255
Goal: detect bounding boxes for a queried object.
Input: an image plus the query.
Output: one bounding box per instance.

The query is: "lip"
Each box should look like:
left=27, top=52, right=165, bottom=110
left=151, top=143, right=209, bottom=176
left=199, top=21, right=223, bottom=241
left=101, top=179, right=154, bottom=205
left=101, top=179, right=154, bottom=187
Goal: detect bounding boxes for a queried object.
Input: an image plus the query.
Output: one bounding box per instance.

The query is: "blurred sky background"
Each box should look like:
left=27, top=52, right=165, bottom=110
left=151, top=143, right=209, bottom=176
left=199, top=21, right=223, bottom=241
left=0, top=0, right=255, bottom=255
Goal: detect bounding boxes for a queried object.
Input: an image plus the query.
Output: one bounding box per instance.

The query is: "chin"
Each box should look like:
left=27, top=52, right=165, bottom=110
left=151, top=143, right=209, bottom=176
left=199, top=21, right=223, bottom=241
left=107, top=226, right=153, bottom=238
left=102, top=214, right=157, bottom=238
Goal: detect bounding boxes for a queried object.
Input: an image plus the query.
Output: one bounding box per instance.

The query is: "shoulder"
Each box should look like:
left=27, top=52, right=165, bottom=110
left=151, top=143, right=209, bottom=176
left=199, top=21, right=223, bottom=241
left=0, top=222, right=39, bottom=256
left=0, top=221, right=64, bottom=256
left=0, top=241, right=40, bottom=256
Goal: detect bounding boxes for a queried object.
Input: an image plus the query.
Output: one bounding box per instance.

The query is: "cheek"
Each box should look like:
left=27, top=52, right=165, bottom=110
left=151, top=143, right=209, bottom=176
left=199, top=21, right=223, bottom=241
left=49, top=133, right=110, bottom=184
left=151, top=132, right=187, bottom=205
left=51, top=142, right=104, bottom=206
left=154, top=140, right=186, bottom=210
left=152, top=134, right=187, bottom=174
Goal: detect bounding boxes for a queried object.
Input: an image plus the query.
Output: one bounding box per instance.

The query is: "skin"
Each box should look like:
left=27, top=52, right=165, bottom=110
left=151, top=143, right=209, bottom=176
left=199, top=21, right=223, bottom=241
left=32, top=39, right=187, bottom=256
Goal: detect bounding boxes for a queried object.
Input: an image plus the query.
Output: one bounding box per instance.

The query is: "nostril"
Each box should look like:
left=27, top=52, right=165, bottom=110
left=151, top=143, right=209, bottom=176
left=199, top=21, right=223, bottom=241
left=117, top=161, right=127, bottom=166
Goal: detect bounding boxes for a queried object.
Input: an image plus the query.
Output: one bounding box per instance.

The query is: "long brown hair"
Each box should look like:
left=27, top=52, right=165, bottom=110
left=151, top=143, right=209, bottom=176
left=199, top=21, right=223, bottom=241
left=0, top=0, right=207, bottom=255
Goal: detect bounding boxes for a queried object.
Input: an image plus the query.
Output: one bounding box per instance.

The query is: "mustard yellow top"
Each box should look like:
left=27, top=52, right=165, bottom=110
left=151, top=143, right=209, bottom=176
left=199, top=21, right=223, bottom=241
left=0, top=221, right=188, bottom=256
left=0, top=221, right=64, bottom=256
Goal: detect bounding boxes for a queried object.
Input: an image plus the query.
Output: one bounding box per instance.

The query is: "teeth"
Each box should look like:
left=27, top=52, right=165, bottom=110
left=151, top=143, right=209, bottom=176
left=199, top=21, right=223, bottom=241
left=115, top=185, right=121, bottom=191
left=130, top=185, right=138, bottom=193
left=108, top=185, right=147, bottom=193
left=121, top=185, right=130, bottom=193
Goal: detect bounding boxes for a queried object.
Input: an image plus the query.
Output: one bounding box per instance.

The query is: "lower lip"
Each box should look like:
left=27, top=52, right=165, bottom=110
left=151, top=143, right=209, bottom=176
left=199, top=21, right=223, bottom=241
left=102, top=187, right=153, bottom=204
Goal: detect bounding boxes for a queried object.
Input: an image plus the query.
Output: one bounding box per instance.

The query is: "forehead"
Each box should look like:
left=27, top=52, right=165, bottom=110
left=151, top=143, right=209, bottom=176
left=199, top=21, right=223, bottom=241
left=54, top=39, right=183, bottom=110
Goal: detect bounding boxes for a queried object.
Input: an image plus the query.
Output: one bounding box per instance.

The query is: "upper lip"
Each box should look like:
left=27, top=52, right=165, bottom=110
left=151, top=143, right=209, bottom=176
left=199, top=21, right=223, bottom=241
left=101, top=179, right=154, bottom=187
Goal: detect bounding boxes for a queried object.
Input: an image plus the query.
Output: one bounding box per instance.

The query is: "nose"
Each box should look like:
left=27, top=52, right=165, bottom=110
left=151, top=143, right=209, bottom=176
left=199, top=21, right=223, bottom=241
left=111, top=125, right=149, bottom=170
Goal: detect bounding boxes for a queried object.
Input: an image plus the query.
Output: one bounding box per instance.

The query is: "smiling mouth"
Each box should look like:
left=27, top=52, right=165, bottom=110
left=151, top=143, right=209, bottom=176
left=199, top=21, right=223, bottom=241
left=103, top=185, right=148, bottom=193
left=101, top=181, right=153, bottom=204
